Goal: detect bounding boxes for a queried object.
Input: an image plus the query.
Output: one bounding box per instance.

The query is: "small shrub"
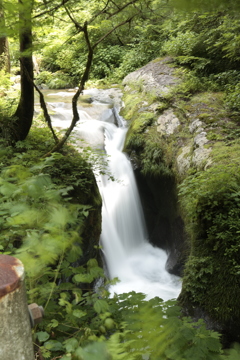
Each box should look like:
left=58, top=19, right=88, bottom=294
left=224, top=83, right=240, bottom=112
left=35, top=71, right=52, bottom=86
left=161, top=31, right=198, bottom=57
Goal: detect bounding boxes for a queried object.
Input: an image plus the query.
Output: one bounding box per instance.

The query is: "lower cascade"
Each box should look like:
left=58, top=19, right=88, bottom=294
left=42, top=89, right=181, bottom=301
left=97, top=115, right=181, bottom=301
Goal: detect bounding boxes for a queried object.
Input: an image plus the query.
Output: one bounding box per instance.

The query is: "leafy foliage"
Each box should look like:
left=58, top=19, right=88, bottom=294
left=36, top=291, right=240, bottom=360
left=178, top=162, right=240, bottom=321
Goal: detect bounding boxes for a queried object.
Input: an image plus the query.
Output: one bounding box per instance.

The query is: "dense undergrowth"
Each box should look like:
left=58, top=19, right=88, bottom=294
left=0, top=127, right=240, bottom=360
left=0, top=118, right=237, bottom=360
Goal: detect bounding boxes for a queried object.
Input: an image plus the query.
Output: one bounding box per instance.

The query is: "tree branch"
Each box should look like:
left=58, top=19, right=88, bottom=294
left=44, top=22, right=93, bottom=156
left=18, top=57, right=59, bottom=144
left=43, top=0, right=144, bottom=156
left=33, top=0, right=72, bottom=19
left=33, top=83, right=59, bottom=144
left=93, top=16, right=135, bottom=49
left=64, top=5, right=83, bottom=31
left=105, top=0, right=139, bottom=19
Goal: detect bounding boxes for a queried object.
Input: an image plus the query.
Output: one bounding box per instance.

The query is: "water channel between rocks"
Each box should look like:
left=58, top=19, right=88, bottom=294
left=36, top=88, right=181, bottom=301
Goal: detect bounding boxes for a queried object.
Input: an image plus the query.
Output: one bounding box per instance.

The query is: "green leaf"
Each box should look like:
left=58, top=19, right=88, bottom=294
left=72, top=309, right=87, bottom=318
left=49, top=319, right=59, bottom=328
left=44, top=340, right=63, bottom=351
left=64, top=338, right=79, bottom=353
left=0, top=182, right=17, bottom=197
left=74, top=273, right=93, bottom=283
left=205, top=335, right=222, bottom=352
left=93, top=299, right=109, bottom=314
left=36, top=331, right=50, bottom=342
left=74, top=342, right=109, bottom=360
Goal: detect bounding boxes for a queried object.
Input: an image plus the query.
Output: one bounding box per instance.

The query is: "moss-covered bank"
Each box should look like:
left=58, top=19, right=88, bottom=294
left=121, top=57, right=240, bottom=343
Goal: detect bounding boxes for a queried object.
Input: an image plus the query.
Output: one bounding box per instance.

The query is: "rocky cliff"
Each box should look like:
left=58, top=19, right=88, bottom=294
left=121, top=57, right=240, bottom=344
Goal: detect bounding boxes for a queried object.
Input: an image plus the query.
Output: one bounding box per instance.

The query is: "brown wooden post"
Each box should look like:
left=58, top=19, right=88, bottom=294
left=0, top=254, right=34, bottom=360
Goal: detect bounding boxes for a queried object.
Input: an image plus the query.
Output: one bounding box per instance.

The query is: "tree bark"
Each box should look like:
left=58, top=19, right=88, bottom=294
left=14, top=0, right=34, bottom=141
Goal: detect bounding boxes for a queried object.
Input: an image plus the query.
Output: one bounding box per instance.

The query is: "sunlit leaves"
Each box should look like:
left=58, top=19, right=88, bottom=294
left=94, top=299, right=109, bottom=314
left=169, top=0, right=240, bottom=12
left=72, top=309, right=87, bottom=318
left=0, top=161, right=86, bottom=276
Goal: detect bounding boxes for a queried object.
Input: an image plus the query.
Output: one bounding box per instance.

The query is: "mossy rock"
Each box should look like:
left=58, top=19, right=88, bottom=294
left=121, top=56, right=240, bottom=341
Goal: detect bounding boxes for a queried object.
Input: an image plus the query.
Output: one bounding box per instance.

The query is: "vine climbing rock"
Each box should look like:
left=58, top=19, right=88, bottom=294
left=0, top=255, right=34, bottom=360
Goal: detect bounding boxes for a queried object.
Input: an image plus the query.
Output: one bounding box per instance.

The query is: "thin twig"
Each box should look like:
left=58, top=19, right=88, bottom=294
left=33, top=0, right=71, bottom=19
left=33, top=83, right=59, bottom=144
left=93, top=16, right=135, bottom=49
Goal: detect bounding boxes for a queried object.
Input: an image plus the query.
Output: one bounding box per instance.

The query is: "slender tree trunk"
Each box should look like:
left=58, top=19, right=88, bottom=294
left=14, top=0, right=34, bottom=141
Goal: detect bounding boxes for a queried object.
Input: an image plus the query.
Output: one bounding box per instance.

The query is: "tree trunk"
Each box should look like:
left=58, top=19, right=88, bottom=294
left=14, top=0, right=34, bottom=141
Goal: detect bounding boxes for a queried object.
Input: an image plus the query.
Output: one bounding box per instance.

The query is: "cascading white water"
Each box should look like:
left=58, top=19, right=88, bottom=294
left=41, top=90, right=181, bottom=301
left=98, top=117, right=181, bottom=301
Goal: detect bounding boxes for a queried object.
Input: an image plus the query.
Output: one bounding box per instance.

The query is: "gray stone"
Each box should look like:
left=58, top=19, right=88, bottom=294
left=83, top=88, right=123, bottom=111
left=157, top=109, right=180, bottom=135
left=192, top=147, right=212, bottom=168
left=189, top=119, right=204, bottom=133
left=194, top=131, right=209, bottom=148
left=148, top=102, right=160, bottom=112
left=177, top=145, right=192, bottom=175
left=123, top=57, right=181, bottom=96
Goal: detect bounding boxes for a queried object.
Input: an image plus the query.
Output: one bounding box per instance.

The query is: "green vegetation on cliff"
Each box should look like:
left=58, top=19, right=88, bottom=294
left=121, top=49, right=240, bottom=343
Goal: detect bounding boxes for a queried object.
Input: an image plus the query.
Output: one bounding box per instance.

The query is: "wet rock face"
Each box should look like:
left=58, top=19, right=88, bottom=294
left=135, top=169, right=187, bottom=277
left=84, top=87, right=123, bottom=112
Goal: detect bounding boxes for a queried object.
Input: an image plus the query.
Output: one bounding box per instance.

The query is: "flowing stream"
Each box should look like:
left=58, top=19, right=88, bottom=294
left=39, top=89, right=181, bottom=301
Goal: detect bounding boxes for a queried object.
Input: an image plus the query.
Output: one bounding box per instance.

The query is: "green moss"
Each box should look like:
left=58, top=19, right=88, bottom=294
left=124, top=111, right=156, bottom=153
left=121, top=93, right=143, bottom=121
left=179, top=254, right=240, bottom=322
left=152, top=57, right=166, bottom=63
left=132, top=112, right=155, bottom=131
left=206, top=131, right=224, bottom=141
left=211, top=142, right=240, bottom=165
left=178, top=161, right=240, bottom=322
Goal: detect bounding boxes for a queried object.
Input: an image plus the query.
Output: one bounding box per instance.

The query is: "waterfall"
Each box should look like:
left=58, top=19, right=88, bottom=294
left=42, top=89, right=181, bottom=301
left=98, top=116, right=181, bottom=301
